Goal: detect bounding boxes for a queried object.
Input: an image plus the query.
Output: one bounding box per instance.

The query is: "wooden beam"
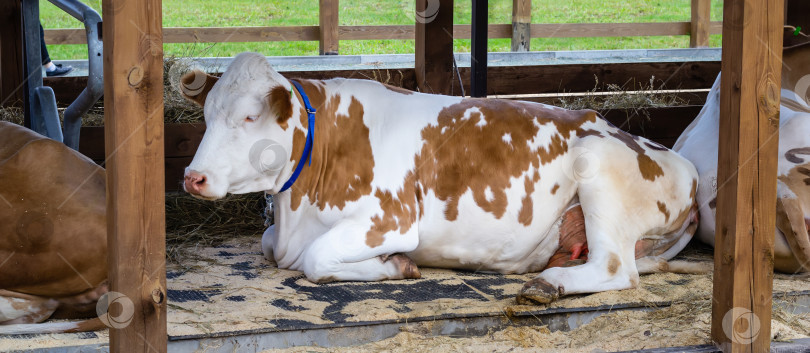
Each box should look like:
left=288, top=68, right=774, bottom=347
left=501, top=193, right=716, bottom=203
left=44, top=22, right=727, bottom=45
left=102, top=0, right=167, bottom=351
left=319, top=0, right=339, bottom=55
left=511, top=0, right=531, bottom=52
left=710, top=0, right=783, bottom=351
left=690, top=0, right=711, bottom=47
left=471, top=0, right=487, bottom=97
left=164, top=26, right=320, bottom=43
left=0, top=0, right=24, bottom=107
left=415, top=0, right=454, bottom=95
left=46, top=61, right=721, bottom=104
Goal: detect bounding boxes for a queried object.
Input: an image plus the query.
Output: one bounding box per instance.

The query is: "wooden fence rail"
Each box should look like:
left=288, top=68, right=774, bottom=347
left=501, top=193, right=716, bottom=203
left=42, top=0, right=721, bottom=53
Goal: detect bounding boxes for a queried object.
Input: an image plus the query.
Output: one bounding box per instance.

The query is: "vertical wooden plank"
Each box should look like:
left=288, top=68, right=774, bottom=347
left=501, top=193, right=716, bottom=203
left=0, top=0, right=24, bottom=107
left=690, top=0, right=711, bottom=47
left=710, top=0, right=783, bottom=352
left=319, top=0, right=339, bottom=55
left=102, top=0, right=167, bottom=351
left=471, top=0, right=487, bottom=97
left=511, top=0, right=531, bottom=52
left=415, top=0, right=454, bottom=94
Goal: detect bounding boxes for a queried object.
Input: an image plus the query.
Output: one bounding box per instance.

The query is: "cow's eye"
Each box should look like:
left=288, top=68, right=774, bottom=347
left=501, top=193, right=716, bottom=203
left=245, top=116, right=258, bottom=123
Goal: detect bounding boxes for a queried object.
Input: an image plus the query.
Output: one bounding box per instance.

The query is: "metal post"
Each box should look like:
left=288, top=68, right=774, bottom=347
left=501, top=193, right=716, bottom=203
left=471, top=0, right=487, bottom=97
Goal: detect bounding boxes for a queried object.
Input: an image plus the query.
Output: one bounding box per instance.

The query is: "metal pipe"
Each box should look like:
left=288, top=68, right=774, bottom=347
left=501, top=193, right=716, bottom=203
left=46, top=0, right=93, bottom=22
left=61, top=5, right=103, bottom=150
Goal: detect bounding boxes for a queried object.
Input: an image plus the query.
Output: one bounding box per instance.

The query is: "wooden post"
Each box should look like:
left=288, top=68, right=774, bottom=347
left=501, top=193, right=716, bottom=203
left=102, top=0, right=167, bottom=351
left=471, top=0, right=487, bottom=97
left=690, top=0, right=711, bottom=47
left=511, top=0, right=531, bottom=52
left=710, top=0, right=783, bottom=351
left=319, top=0, right=339, bottom=55
left=415, top=0, right=454, bottom=95
left=0, top=0, right=24, bottom=107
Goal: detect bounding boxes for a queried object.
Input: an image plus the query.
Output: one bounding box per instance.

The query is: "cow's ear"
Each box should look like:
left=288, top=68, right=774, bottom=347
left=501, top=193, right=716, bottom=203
left=268, top=85, right=293, bottom=129
left=179, top=70, right=219, bottom=107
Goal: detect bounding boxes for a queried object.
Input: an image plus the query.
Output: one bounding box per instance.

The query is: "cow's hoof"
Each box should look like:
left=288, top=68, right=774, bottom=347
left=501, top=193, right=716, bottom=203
left=516, top=278, right=560, bottom=305
left=388, top=254, right=421, bottom=279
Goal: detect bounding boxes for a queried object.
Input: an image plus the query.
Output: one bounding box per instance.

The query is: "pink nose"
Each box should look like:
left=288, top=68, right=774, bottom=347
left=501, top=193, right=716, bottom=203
left=184, top=170, right=207, bottom=195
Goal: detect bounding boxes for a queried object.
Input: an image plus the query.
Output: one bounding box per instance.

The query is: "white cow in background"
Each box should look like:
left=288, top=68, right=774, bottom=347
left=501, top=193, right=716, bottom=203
left=674, top=38, right=810, bottom=273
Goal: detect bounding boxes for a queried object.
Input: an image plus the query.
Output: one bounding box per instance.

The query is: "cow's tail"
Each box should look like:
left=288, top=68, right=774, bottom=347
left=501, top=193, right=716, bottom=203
left=0, top=318, right=105, bottom=335
left=636, top=257, right=712, bottom=275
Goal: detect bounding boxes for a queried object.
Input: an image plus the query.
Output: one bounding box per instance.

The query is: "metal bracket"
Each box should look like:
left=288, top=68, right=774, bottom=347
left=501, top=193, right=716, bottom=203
left=21, top=0, right=103, bottom=150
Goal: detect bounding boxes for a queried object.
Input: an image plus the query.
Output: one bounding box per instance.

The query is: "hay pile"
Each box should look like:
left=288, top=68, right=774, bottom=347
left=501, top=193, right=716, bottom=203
left=0, top=56, right=208, bottom=127
left=555, top=76, right=689, bottom=111
left=80, top=56, right=208, bottom=126
left=0, top=106, right=23, bottom=125
left=162, top=56, right=207, bottom=124
left=165, top=191, right=266, bottom=263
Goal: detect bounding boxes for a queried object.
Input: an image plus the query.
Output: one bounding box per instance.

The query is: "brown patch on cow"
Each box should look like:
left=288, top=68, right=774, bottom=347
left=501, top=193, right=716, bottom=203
left=778, top=164, right=810, bottom=223
left=657, top=201, right=671, bottom=222
left=606, top=253, right=621, bottom=275
left=609, top=130, right=665, bottom=181
left=637, top=154, right=665, bottom=180
left=576, top=129, right=603, bottom=138
left=286, top=81, right=375, bottom=214
left=645, top=141, right=668, bottom=151
left=785, top=148, right=810, bottom=164
left=179, top=70, right=219, bottom=106
left=518, top=171, right=541, bottom=226
left=268, top=85, right=293, bottom=129
left=293, top=79, right=328, bottom=126
left=382, top=83, right=414, bottom=95
left=690, top=179, right=697, bottom=199
left=367, top=173, right=420, bottom=247
left=796, top=167, right=810, bottom=186
left=413, top=100, right=597, bottom=221
left=709, top=197, right=717, bottom=209
left=550, top=183, right=560, bottom=195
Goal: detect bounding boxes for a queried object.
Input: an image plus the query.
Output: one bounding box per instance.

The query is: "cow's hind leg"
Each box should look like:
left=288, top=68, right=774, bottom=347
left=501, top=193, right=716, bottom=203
left=518, top=202, right=640, bottom=304
left=0, top=291, right=58, bottom=325
left=301, top=220, right=421, bottom=283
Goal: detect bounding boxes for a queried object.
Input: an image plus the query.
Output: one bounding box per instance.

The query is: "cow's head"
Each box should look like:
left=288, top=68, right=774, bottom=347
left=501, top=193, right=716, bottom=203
left=179, top=52, right=297, bottom=200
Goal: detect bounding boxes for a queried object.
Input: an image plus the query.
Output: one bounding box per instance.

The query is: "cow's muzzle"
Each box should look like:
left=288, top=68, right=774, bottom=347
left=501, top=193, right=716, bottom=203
left=184, top=170, right=208, bottom=196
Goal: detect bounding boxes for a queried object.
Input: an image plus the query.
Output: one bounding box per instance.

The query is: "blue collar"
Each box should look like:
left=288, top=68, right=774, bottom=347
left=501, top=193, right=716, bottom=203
left=278, top=80, right=315, bottom=193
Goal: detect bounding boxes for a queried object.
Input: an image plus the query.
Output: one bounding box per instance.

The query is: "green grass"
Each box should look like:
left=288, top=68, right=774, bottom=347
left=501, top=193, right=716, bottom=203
left=40, top=0, right=724, bottom=60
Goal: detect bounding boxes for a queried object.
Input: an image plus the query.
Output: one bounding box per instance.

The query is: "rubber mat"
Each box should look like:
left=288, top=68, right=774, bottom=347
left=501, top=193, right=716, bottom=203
left=4, top=236, right=810, bottom=352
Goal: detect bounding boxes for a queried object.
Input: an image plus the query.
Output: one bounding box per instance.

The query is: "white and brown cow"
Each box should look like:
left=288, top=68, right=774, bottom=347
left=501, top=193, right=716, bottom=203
left=674, top=36, right=810, bottom=273
left=181, top=52, right=700, bottom=304
left=0, top=121, right=108, bottom=334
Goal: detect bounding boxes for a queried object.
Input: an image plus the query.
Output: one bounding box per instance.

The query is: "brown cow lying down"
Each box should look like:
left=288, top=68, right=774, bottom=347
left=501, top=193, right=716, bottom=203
left=0, top=121, right=107, bottom=334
